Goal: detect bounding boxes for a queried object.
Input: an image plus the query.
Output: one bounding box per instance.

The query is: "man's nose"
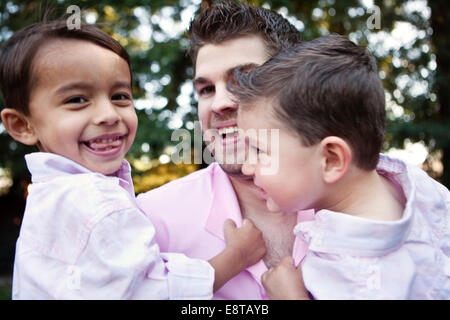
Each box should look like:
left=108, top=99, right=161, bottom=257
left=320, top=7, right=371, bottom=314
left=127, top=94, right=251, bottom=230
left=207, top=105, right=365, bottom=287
left=210, top=84, right=237, bottom=114
left=93, top=99, right=121, bottom=126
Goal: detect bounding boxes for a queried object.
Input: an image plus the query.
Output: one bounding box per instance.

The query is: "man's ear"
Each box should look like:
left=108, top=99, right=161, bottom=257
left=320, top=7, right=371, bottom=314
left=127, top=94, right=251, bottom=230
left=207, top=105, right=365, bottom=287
left=1, top=108, right=38, bottom=146
left=319, top=136, right=352, bottom=184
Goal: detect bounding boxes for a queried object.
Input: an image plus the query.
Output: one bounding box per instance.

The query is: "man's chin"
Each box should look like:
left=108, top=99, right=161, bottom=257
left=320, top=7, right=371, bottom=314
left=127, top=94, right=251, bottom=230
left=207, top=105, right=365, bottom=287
left=217, top=162, right=244, bottom=177
left=210, top=146, right=247, bottom=178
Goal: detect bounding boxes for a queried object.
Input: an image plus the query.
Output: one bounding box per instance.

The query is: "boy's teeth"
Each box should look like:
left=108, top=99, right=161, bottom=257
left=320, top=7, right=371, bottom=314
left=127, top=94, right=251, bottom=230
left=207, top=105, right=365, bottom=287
left=85, top=136, right=123, bottom=150
left=93, top=137, right=119, bottom=143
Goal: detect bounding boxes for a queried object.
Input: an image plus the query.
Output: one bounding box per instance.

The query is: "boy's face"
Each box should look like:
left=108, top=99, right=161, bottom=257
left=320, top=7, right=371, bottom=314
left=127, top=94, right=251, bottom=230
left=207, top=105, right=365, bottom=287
left=26, top=39, right=137, bottom=175
left=194, top=35, right=269, bottom=176
left=238, top=98, right=323, bottom=213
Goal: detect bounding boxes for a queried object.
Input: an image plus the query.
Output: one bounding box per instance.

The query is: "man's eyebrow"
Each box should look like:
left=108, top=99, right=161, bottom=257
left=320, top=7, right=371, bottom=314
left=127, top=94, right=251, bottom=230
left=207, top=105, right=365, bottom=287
left=193, top=77, right=209, bottom=89
left=193, top=63, right=258, bottom=89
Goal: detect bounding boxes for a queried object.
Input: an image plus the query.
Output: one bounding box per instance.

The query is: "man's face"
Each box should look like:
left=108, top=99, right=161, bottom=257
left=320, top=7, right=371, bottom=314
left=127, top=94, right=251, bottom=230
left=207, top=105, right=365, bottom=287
left=193, top=35, right=269, bottom=175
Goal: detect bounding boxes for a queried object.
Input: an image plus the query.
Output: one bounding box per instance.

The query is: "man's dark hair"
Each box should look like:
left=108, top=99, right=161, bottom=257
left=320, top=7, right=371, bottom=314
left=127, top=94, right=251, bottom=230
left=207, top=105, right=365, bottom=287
left=0, top=20, right=131, bottom=115
left=229, top=34, right=386, bottom=170
left=188, top=0, right=302, bottom=69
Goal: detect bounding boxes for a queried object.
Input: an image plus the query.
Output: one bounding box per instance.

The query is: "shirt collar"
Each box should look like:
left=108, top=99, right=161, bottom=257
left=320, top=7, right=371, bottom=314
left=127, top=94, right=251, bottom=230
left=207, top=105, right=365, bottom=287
left=205, top=163, right=243, bottom=239
left=294, top=154, right=416, bottom=257
left=204, top=163, right=268, bottom=292
left=25, top=152, right=133, bottom=188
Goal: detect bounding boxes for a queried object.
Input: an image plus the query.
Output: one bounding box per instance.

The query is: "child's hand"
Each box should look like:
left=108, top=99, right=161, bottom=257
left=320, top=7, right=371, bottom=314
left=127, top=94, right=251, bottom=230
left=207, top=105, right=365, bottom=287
left=223, top=218, right=266, bottom=269
left=262, top=256, right=310, bottom=300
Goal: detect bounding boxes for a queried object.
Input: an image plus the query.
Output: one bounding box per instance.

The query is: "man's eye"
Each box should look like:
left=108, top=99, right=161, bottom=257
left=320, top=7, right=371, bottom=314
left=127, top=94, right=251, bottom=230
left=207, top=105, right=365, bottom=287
left=199, top=86, right=214, bottom=96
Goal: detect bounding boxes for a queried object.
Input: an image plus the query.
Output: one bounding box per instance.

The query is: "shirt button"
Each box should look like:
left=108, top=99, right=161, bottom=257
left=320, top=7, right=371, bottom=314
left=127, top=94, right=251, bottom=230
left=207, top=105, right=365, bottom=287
left=314, top=233, right=323, bottom=246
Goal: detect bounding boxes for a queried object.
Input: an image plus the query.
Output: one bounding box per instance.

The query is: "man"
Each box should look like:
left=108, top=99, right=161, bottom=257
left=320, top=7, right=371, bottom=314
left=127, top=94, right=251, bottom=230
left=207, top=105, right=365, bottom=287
left=137, top=1, right=313, bottom=299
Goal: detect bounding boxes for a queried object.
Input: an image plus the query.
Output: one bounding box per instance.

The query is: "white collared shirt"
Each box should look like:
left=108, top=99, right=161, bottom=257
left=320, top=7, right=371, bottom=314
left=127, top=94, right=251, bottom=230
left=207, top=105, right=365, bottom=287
left=296, top=154, right=450, bottom=299
left=12, top=152, right=214, bottom=299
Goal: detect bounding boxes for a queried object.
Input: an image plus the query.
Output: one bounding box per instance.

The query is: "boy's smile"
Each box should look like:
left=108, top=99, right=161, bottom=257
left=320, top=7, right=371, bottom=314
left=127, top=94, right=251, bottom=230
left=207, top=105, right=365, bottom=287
left=25, top=39, right=137, bottom=175
left=81, top=133, right=128, bottom=158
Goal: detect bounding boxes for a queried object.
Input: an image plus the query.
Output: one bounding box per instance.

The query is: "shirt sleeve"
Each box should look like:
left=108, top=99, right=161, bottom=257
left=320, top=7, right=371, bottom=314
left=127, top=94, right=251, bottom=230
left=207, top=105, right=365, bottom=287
left=55, top=207, right=214, bottom=300
left=301, top=248, right=416, bottom=300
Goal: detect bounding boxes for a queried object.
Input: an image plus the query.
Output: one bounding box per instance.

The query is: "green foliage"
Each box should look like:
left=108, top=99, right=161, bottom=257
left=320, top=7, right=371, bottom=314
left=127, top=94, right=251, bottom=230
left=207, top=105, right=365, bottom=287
left=0, top=0, right=449, bottom=191
left=0, top=281, right=11, bottom=300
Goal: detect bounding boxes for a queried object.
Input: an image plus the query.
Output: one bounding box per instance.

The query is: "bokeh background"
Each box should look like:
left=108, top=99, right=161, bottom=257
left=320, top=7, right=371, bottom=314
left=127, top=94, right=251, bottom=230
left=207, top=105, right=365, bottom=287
left=0, top=0, right=449, bottom=299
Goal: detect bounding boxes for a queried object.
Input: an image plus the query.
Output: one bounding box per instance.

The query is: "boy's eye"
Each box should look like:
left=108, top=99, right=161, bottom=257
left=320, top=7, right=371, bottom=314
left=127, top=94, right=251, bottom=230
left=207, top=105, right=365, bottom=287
left=65, top=96, right=87, bottom=104
left=112, top=93, right=131, bottom=101
left=249, top=145, right=263, bottom=157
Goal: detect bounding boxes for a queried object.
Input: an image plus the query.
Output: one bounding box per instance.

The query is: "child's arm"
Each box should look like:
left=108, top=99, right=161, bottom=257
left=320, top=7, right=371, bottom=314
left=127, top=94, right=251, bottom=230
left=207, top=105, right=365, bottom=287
left=208, top=218, right=266, bottom=292
left=261, top=256, right=310, bottom=300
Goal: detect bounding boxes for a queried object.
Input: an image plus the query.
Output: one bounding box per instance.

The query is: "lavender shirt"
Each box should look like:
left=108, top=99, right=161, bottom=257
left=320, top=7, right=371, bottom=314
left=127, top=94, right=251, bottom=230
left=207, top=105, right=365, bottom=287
left=12, top=152, right=214, bottom=299
left=296, top=154, right=450, bottom=299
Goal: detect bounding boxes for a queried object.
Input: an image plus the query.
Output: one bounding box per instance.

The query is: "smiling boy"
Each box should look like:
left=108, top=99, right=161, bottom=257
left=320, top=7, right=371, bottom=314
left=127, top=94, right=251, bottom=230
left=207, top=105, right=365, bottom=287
left=230, top=34, right=450, bottom=299
left=0, top=20, right=266, bottom=299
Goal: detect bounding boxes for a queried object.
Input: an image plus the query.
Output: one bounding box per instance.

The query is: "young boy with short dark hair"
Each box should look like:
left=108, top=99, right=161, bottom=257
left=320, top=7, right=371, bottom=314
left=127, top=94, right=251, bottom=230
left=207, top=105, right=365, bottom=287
left=0, top=20, right=266, bottom=299
left=230, top=34, right=450, bottom=299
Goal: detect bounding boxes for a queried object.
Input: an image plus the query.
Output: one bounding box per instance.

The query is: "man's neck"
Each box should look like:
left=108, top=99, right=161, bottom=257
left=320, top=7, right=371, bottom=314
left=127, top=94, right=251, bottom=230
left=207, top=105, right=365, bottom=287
left=229, top=175, right=298, bottom=268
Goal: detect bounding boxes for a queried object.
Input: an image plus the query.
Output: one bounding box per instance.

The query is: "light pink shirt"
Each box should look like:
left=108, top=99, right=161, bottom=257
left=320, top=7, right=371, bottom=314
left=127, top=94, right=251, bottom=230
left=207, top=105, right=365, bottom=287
left=13, top=152, right=214, bottom=300
left=296, top=154, right=450, bottom=299
left=136, top=162, right=315, bottom=300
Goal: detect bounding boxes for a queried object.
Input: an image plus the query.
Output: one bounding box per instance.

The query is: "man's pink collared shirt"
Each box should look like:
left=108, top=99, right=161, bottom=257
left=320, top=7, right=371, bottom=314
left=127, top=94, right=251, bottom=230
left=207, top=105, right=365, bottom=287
left=137, top=162, right=314, bottom=300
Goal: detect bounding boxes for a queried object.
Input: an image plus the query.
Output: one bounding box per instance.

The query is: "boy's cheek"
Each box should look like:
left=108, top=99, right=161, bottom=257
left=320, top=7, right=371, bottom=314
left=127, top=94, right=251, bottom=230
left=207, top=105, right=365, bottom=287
left=129, top=113, right=139, bottom=138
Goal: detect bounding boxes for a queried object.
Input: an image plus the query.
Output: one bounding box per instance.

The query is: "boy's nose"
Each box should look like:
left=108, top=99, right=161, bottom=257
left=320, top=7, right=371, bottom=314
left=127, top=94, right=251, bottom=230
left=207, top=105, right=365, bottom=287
left=94, top=100, right=121, bottom=125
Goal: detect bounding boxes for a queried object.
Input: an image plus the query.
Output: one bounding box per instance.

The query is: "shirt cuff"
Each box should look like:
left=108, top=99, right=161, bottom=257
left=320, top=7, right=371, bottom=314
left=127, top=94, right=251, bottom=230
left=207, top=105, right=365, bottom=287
left=160, top=252, right=214, bottom=300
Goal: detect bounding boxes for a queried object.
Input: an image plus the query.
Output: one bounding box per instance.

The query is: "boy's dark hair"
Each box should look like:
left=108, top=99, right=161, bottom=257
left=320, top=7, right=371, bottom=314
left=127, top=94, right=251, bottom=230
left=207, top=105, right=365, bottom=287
left=229, top=34, right=386, bottom=171
left=0, top=20, right=131, bottom=115
left=188, top=0, right=302, bottom=69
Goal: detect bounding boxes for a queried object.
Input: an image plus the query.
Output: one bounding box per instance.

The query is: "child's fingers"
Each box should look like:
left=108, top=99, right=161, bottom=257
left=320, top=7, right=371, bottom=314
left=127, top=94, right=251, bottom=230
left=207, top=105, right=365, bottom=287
left=261, top=267, right=274, bottom=284
left=242, top=218, right=253, bottom=227
left=223, top=218, right=237, bottom=239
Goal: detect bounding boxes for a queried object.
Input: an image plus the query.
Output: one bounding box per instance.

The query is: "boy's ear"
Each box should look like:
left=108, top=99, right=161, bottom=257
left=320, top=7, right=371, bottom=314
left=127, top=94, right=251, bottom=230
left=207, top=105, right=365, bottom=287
left=319, top=136, right=352, bottom=184
left=1, top=108, right=38, bottom=146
